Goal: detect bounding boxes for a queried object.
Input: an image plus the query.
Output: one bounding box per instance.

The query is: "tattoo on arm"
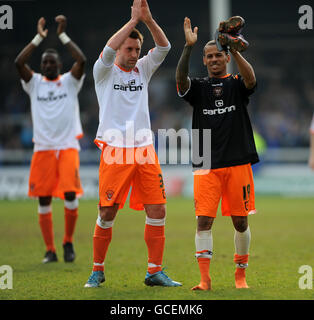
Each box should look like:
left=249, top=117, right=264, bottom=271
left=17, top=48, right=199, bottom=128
left=176, top=45, right=193, bottom=94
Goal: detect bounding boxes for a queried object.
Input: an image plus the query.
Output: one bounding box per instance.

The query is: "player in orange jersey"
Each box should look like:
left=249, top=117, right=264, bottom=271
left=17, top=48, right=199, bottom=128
left=84, top=0, right=181, bottom=288
left=15, top=15, right=86, bottom=263
left=176, top=17, right=258, bottom=290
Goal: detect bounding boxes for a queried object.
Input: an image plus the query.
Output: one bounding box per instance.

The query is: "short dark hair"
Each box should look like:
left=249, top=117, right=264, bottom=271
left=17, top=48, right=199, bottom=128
left=203, top=40, right=229, bottom=56
left=129, top=28, right=144, bottom=45
left=42, top=48, right=61, bottom=62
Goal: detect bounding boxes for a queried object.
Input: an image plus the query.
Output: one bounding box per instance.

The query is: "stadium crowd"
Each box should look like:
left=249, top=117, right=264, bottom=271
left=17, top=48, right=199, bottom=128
left=1, top=1, right=313, bottom=155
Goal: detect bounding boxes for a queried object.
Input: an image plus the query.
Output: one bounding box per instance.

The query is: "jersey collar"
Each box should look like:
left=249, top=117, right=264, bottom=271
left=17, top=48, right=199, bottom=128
left=43, top=75, right=61, bottom=82
left=210, top=73, right=231, bottom=79
left=114, top=64, right=133, bottom=73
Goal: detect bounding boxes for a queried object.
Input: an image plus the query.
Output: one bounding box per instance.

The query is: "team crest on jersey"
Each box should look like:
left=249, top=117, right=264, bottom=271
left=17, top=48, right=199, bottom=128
left=133, top=67, right=139, bottom=73
left=215, top=100, right=224, bottom=107
left=213, top=86, right=223, bottom=97
left=106, top=190, right=114, bottom=201
left=57, top=81, right=62, bottom=87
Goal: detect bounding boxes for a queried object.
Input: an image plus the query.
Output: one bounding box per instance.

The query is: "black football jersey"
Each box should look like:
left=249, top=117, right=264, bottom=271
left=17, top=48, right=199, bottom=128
left=181, top=73, right=259, bottom=169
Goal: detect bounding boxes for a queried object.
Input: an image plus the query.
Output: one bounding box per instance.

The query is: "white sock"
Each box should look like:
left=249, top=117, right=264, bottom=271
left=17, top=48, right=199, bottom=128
left=195, top=230, right=213, bottom=259
left=96, top=215, right=114, bottom=229
left=64, top=198, right=79, bottom=210
left=38, top=205, right=52, bottom=214
left=145, top=217, right=166, bottom=226
left=234, top=226, right=251, bottom=255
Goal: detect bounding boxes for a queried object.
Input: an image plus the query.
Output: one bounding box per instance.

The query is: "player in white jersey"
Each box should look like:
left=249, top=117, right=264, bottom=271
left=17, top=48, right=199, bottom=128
left=84, top=0, right=181, bottom=288
left=15, top=15, right=86, bottom=264
left=309, top=113, right=314, bottom=170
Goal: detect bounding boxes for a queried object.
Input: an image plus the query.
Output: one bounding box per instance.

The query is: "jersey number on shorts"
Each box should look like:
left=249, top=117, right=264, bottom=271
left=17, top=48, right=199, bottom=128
left=158, top=174, right=166, bottom=199
left=242, top=184, right=250, bottom=211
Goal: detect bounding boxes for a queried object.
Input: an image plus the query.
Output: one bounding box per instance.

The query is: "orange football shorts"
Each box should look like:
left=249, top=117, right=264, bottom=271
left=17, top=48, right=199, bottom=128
left=28, top=148, right=83, bottom=199
left=98, top=143, right=166, bottom=210
left=193, top=163, right=256, bottom=217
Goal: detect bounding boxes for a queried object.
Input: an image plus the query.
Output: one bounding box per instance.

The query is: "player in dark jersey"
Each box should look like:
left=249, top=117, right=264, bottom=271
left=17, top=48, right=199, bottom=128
left=176, top=17, right=258, bottom=290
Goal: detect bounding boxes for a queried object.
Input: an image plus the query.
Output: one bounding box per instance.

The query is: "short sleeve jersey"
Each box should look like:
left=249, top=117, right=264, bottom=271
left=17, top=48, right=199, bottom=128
left=179, top=74, right=259, bottom=169
left=93, top=43, right=171, bottom=148
left=21, top=72, right=85, bottom=151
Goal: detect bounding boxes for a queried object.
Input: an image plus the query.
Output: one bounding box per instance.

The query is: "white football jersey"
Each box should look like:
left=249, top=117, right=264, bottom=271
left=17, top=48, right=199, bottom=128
left=21, top=72, right=85, bottom=151
left=311, top=113, right=314, bottom=134
left=93, top=43, right=170, bottom=148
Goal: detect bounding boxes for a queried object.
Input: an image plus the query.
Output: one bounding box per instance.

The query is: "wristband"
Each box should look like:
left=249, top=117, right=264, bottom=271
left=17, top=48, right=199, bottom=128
left=59, top=32, right=71, bottom=45
left=31, top=34, right=44, bottom=47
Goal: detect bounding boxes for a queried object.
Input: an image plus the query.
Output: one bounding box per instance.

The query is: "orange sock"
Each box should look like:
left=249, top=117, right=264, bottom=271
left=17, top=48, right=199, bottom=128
left=39, top=213, right=56, bottom=252
left=92, top=224, right=112, bottom=272
left=234, top=254, right=249, bottom=288
left=63, top=208, right=78, bottom=244
left=192, top=257, right=211, bottom=290
left=144, top=224, right=165, bottom=274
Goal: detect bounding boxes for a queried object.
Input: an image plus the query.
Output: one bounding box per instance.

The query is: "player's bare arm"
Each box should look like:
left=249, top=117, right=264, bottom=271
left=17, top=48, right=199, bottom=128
left=230, top=50, right=256, bottom=89
left=15, top=17, right=48, bottom=82
left=106, top=0, right=141, bottom=51
left=140, top=0, right=168, bottom=47
left=176, top=17, right=198, bottom=95
left=55, top=15, right=86, bottom=80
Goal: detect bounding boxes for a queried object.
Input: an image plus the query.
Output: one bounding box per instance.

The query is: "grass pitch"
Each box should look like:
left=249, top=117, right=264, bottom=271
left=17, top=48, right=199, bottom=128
left=0, top=196, right=313, bottom=300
